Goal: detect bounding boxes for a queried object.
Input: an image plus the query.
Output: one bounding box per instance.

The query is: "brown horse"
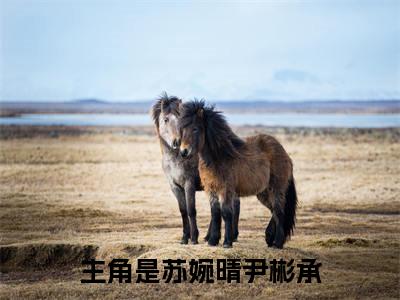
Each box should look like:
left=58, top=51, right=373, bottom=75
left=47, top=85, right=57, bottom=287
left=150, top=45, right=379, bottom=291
left=177, top=100, right=297, bottom=248
left=151, top=93, right=241, bottom=245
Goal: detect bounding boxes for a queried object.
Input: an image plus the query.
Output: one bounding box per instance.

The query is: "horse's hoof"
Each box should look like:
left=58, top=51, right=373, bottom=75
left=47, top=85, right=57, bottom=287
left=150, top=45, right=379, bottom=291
left=266, top=239, right=274, bottom=247
left=271, top=243, right=283, bottom=249
left=233, top=238, right=238, bottom=242
left=223, top=243, right=233, bottom=248
left=204, top=235, right=210, bottom=242
left=208, top=239, right=219, bottom=246
left=265, top=235, right=275, bottom=247
left=180, top=239, right=189, bottom=245
left=190, top=240, right=198, bottom=245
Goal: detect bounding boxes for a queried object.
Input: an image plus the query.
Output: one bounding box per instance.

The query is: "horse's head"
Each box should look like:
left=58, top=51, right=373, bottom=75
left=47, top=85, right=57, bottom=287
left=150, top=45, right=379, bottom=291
left=177, top=100, right=207, bottom=158
left=178, top=99, right=244, bottom=162
left=151, top=92, right=182, bottom=150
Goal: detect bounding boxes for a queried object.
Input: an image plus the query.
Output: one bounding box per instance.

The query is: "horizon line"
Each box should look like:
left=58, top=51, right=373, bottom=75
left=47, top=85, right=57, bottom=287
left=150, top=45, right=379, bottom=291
left=1, top=98, right=400, bottom=104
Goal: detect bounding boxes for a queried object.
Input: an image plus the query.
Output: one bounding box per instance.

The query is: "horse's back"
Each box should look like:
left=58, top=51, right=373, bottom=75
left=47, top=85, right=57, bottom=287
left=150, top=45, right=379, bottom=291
left=245, top=134, right=293, bottom=188
left=245, top=134, right=284, bottom=155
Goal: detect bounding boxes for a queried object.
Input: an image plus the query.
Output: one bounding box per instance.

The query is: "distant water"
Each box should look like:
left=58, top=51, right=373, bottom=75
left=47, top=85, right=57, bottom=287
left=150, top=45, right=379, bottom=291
left=0, top=113, right=399, bottom=128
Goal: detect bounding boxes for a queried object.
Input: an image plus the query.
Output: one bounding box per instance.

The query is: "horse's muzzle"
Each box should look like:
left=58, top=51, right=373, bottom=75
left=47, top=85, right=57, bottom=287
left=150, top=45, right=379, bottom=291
left=180, top=148, right=189, bottom=158
left=172, top=139, right=180, bottom=150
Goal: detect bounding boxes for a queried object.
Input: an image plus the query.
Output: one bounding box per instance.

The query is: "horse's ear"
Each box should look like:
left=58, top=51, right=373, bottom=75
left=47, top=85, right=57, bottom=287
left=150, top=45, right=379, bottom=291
left=160, top=99, right=166, bottom=113
left=151, top=98, right=162, bottom=128
left=177, top=99, right=183, bottom=112
left=197, top=108, right=204, bottom=119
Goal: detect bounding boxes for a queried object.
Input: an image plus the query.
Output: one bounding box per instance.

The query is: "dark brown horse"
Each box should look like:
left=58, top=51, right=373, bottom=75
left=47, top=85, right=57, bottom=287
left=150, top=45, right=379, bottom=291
left=151, top=94, right=241, bottom=245
left=177, top=100, right=297, bottom=248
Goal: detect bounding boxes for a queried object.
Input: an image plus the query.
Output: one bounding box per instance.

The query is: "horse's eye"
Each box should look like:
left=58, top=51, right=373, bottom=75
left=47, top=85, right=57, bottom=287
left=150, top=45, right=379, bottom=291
left=193, top=128, right=198, bottom=133
left=164, top=117, right=169, bottom=123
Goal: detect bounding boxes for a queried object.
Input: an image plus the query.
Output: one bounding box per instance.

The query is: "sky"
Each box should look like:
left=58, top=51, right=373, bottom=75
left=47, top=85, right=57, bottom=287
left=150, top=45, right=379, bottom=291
left=1, top=0, right=399, bottom=102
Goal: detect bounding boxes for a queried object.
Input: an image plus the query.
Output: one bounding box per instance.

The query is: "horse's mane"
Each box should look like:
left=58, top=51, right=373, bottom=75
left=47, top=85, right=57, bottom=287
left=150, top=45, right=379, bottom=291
left=180, top=99, right=245, bottom=164
left=151, top=92, right=181, bottom=129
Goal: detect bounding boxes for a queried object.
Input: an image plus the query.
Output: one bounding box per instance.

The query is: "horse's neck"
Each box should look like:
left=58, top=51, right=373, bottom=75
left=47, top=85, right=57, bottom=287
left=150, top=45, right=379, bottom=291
left=199, top=149, right=221, bottom=173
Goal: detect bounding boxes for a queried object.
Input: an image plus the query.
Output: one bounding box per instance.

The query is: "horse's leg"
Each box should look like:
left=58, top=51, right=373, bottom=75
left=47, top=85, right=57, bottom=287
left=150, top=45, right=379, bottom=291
left=184, top=181, right=199, bottom=244
left=265, top=218, right=276, bottom=247
left=204, top=192, right=220, bottom=243
left=257, top=188, right=275, bottom=247
left=221, top=190, right=234, bottom=248
left=204, top=219, right=212, bottom=242
left=233, top=196, right=240, bottom=242
left=170, top=182, right=190, bottom=244
left=271, top=192, right=286, bottom=249
left=207, top=192, right=221, bottom=246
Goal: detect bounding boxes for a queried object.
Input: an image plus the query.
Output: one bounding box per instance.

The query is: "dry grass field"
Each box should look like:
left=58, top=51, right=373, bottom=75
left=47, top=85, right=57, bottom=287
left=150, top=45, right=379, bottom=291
left=0, top=125, right=399, bottom=299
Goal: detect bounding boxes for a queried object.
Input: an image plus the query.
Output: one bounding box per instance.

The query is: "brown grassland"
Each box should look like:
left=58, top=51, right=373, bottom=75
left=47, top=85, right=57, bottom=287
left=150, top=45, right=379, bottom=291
left=0, top=125, right=399, bottom=299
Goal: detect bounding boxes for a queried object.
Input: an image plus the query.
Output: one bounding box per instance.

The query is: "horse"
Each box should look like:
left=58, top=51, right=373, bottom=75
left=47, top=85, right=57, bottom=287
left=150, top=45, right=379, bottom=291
left=151, top=93, right=241, bottom=245
left=176, top=99, right=297, bottom=248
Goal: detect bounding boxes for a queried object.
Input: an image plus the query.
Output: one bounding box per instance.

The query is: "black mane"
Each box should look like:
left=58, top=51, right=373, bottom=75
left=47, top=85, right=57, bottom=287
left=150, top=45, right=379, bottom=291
left=180, top=99, right=245, bottom=164
left=151, top=92, right=181, bottom=128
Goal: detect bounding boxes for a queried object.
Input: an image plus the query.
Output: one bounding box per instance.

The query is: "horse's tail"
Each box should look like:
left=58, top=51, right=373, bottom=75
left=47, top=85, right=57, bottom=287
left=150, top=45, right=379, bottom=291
left=283, top=176, right=297, bottom=241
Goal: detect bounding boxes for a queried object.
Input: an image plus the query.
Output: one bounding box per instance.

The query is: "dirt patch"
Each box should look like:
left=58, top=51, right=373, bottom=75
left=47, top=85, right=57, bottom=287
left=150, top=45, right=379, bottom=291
left=122, top=244, right=154, bottom=257
left=52, top=208, right=112, bottom=218
left=0, top=244, right=98, bottom=271
left=315, top=238, right=382, bottom=248
left=310, top=204, right=400, bottom=215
